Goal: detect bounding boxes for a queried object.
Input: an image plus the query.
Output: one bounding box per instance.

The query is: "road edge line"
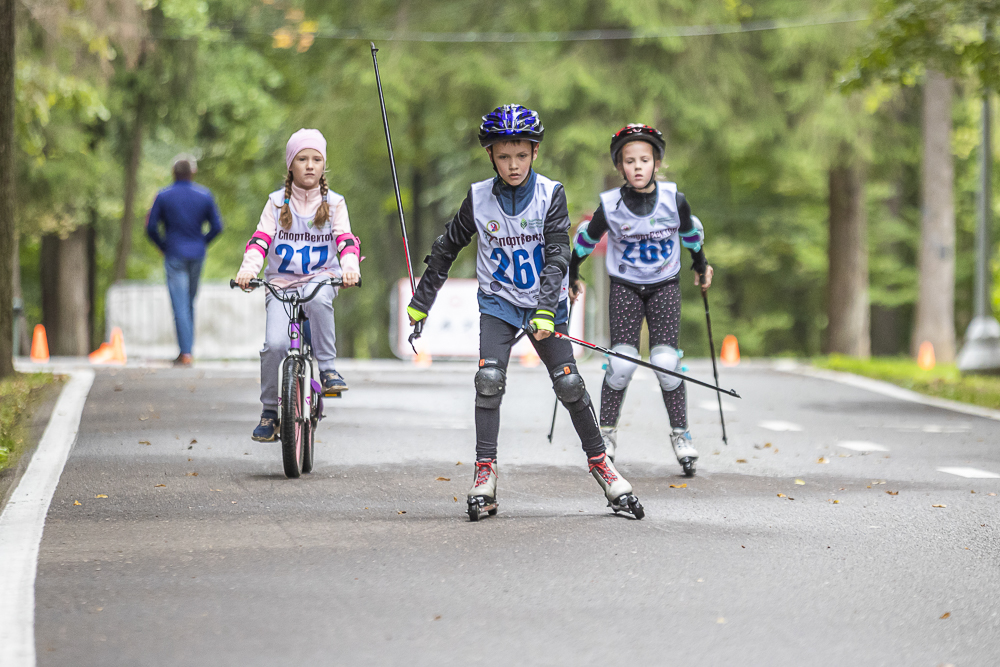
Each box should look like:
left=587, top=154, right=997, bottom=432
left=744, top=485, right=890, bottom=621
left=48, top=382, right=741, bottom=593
left=0, top=369, right=95, bottom=667
left=777, top=362, right=1000, bottom=422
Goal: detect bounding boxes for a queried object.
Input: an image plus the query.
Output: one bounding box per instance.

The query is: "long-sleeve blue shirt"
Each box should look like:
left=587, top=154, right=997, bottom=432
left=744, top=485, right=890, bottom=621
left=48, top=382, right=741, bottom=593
left=145, top=180, right=223, bottom=260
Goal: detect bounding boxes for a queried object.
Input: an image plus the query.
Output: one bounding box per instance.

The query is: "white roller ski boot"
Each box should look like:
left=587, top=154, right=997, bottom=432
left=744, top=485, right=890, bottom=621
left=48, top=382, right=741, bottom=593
left=588, top=453, right=644, bottom=519
left=467, top=459, right=498, bottom=522
left=670, top=428, right=698, bottom=477
left=601, top=426, right=618, bottom=462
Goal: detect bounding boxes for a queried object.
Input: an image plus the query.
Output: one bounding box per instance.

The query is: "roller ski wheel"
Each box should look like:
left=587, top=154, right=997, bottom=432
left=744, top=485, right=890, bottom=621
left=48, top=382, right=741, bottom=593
left=670, top=428, right=699, bottom=478
left=467, top=459, right=498, bottom=522
left=588, top=453, right=642, bottom=519
left=609, top=493, right=645, bottom=520
left=467, top=496, right=499, bottom=522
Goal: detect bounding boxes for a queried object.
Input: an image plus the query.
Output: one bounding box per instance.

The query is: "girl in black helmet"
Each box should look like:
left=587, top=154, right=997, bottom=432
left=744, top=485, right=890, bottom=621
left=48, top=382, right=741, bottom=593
left=569, top=124, right=713, bottom=476
left=407, top=105, right=643, bottom=521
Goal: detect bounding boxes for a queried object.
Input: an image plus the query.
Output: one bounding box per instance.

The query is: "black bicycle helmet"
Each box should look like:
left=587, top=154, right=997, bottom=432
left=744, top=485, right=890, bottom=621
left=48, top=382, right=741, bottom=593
left=609, top=124, right=665, bottom=165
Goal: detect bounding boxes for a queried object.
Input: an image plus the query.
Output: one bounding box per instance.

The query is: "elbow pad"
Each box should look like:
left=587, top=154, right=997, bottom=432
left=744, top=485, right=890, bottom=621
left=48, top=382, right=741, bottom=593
left=336, top=233, right=361, bottom=259
left=572, top=222, right=599, bottom=258
left=681, top=215, right=704, bottom=252
left=246, top=231, right=272, bottom=257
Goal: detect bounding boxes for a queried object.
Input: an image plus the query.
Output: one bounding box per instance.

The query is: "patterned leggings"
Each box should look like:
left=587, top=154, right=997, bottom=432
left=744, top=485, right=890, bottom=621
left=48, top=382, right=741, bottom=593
left=601, top=279, right=687, bottom=430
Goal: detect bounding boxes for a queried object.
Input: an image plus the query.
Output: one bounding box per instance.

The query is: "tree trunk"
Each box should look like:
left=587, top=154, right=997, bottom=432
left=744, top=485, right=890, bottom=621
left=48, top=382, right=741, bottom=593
left=912, top=69, right=956, bottom=361
left=113, top=85, right=146, bottom=283
left=826, top=149, right=870, bottom=357
left=0, top=0, right=15, bottom=378
left=42, top=228, right=91, bottom=357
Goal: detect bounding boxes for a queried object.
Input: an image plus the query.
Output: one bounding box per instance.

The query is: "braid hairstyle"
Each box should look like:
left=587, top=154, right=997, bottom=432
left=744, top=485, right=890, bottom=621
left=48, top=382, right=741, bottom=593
left=279, top=171, right=294, bottom=230
left=314, top=175, right=330, bottom=227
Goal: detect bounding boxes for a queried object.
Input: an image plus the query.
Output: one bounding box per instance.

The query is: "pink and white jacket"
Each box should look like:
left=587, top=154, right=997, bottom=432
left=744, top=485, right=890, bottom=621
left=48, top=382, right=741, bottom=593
left=239, top=182, right=361, bottom=288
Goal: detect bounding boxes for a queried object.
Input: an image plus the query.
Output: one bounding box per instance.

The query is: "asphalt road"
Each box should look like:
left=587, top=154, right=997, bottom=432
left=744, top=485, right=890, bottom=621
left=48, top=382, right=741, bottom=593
left=28, top=359, right=1000, bottom=666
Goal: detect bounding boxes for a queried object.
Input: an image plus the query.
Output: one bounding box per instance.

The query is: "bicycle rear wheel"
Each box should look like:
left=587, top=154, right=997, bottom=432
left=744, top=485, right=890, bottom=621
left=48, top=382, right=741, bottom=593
left=280, top=357, right=306, bottom=478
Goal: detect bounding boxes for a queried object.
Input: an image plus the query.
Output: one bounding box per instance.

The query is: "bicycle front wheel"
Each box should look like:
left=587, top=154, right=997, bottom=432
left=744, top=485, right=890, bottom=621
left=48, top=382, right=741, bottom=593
left=280, top=357, right=306, bottom=478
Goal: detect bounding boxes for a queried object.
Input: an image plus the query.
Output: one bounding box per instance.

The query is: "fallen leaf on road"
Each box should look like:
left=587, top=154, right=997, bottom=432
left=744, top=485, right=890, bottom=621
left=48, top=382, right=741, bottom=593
left=736, top=459, right=747, bottom=463
left=827, top=499, right=840, bottom=504
left=95, top=494, right=108, bottom=498
left=669, top=484, right=687, bottom=489
left=777, top=493, right=786, bottom=498
left=139, top=416, right=149, bottom=421
left=433, top=615, right=441, bottom=621
left=886, top=491, right=898, bottom=496
left=435, top=477, right=450, bottom=481
left=795, top=479, right=805, bottom=485
left=872, top=480, right=886, bottom=485
left=990, top=493, right=997, bottom=496
left=940, top=612, right=950, bottom=619
left=73, top=500, right=81, bottom=506
left=453, top=497, right=458, bottom=502
left=932, top=504, right=947, bottom=508
left=773, top=449, right=779, bottom=453
left=838, top=454, right=851, bottom=458
left=817, top=457, right=829, bottom=464
left=764, top=443, right=771, bottom=448
left=154, top=484, right=166, bottom=487
left=190, top=439, right=197, bottom=444
left=971, top=490, right=976, bottom=494
left=139, top=440, right=151, bottom=446
left=455, top=461, right=463, bottom=466
left=397, top=510, right=407, bottom=514
left=186, top=472, right=198, bottom=476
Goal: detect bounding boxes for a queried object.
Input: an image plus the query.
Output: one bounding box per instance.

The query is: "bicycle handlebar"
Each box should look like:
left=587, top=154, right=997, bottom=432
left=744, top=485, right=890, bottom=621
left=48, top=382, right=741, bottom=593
left=229, top=276, right=360, bottom=303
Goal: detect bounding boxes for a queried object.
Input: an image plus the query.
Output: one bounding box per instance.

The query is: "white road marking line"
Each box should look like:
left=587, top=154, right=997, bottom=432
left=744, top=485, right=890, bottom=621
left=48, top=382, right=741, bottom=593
left=920, top=424, right=970, bottom=433
left=837, top=441, right=890, bottom=452
left=759, top=420, right=802, bottom=432
left=698, top=400, right=736, bottom=413
left=779, top=363, right=1000, bottom=422
left=0, top=370, right=95, bottom=667
left=936, top=467, right=1000, bottom=479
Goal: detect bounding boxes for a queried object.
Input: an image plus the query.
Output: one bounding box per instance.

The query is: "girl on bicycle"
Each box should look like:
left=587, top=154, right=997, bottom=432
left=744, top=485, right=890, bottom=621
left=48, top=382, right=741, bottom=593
left=568, top=124, right=712, bottom=476
left=235, top=128, right=361, bottom=441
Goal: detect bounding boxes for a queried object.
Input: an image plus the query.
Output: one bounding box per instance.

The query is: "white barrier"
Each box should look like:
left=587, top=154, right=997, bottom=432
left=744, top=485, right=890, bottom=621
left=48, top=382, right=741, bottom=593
left=105, top=282, right=265, bottom=359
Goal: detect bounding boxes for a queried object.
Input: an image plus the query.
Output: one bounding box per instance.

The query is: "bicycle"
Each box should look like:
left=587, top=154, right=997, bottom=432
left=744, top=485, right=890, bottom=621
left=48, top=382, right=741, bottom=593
left=230, top=276, right=357, bottom=478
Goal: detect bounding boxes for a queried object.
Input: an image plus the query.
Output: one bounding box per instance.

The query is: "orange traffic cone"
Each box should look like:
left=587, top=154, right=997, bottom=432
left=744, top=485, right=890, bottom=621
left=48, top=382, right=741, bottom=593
left=88, top=342, right=114, bottom=364
left=720, top=335, right=740, bottom=367
left=413, top=348, right=432, bottom=368
left=519, top=348, right=541, bottom=368
left=108, top=327, right=127, bottom=365
left=917, top=341, right=935, bottom=370
left=29, top=324, right=49, bottom=363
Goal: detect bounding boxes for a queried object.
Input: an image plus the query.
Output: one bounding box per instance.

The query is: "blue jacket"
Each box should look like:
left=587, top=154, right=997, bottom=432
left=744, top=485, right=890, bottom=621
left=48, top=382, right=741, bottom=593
left=146, top=180, right=223, bottom=260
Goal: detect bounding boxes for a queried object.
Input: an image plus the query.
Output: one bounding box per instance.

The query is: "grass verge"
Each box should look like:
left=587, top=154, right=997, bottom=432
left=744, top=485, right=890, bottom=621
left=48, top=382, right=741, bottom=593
left=0, top=373, right=57, bottom=472
left=813, top=355, right=1000, bottom=411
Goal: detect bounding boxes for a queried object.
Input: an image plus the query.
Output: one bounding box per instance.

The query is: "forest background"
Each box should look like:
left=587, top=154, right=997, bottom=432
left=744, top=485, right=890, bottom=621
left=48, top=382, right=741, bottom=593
left=6, top=0, right=999, bottom=363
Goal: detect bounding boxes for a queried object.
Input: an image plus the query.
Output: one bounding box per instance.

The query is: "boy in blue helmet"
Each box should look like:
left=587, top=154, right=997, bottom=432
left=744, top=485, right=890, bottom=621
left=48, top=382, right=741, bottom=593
left=407, top=104, right=644, bottom=521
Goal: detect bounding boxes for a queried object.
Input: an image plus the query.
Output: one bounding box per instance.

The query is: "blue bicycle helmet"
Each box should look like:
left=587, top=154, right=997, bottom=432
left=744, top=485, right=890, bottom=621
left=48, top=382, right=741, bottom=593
left=478, top=104, right=545, bottom=147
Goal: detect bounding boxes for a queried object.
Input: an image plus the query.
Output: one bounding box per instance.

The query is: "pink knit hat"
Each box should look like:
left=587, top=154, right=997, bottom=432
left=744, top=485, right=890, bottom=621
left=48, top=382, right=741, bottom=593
left=285, top=128, right=327, bottom=170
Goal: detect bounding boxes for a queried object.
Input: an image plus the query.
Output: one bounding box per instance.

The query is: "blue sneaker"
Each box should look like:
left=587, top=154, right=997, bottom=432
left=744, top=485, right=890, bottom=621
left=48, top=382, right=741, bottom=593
left=321, top=370, right=348, bottom=394
left=252, top=410, right=279, bottom=442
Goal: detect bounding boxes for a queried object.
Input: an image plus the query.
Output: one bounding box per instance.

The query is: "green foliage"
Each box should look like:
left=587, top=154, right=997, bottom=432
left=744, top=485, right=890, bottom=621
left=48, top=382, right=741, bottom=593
left=0, top=373, right=55, bottom=471
left=815, top=353, right=1000, bottom=408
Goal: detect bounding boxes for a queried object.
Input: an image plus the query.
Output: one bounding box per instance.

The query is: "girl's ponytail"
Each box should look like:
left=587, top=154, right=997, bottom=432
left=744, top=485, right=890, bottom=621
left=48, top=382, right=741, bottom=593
left=314, top=175, right=330, bottom=228
left=279, top=171, right=293, bottom=230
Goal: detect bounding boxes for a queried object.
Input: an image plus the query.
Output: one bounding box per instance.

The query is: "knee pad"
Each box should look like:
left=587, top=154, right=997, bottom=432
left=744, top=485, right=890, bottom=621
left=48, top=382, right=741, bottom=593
left=474, top=359, right=506, bottom=409
left=651, top=345, right=682, bottom=391
left=604, top=345, right=639, bottom=391
left=552, top=363, right=588, bottom=405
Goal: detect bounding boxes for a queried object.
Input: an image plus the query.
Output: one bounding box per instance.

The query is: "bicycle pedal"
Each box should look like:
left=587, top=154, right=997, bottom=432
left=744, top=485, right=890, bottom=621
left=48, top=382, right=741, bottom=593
left=324, top=391, right=342, bottom=398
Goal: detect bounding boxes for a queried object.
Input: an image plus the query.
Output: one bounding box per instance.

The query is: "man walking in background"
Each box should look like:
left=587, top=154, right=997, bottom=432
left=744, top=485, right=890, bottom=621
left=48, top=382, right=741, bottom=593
left=146, top=155, right=223, bottom=367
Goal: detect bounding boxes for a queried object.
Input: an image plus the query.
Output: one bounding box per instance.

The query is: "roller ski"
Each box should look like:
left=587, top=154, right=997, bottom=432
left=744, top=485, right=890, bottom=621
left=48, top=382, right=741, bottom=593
left=671, top=428, right=698, bottom=477
left=467, top=459, right=499, bottom=522
left=601, top=426, right=618, bottom=463
left=588, top=452, right=644, bottom=519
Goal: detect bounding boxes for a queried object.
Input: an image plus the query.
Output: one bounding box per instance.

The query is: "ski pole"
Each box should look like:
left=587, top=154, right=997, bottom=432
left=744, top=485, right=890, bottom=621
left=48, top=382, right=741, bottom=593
left=547, top=330, right=741, bottom=398
left=702, top=289, right=729, bottom=444
left=546, top=299, right=576, bottom=443
left=371, top=42, right=423, bottom=354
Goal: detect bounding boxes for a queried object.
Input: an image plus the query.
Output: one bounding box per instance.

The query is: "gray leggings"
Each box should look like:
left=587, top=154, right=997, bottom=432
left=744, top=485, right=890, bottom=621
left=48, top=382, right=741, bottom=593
left=260, top=280, right=339, bottom=410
